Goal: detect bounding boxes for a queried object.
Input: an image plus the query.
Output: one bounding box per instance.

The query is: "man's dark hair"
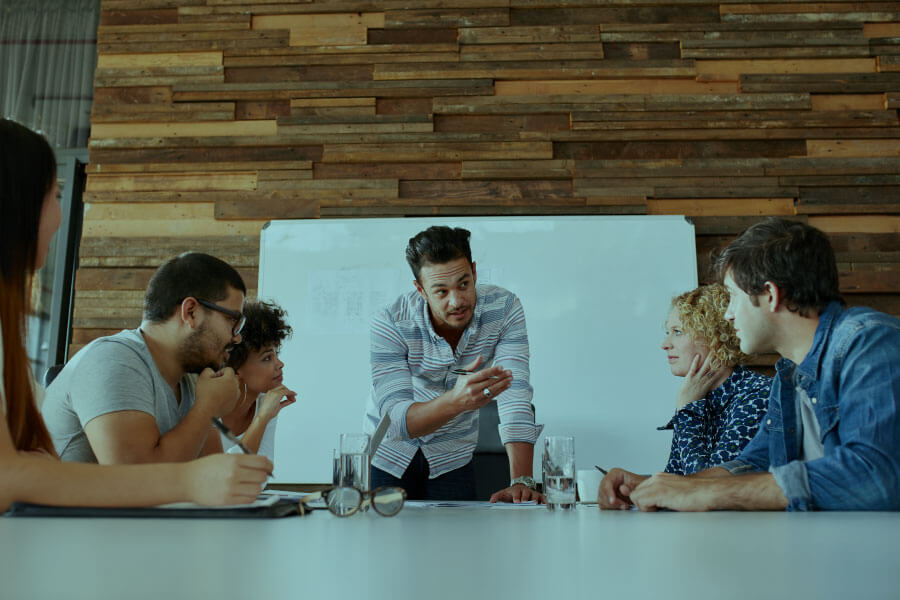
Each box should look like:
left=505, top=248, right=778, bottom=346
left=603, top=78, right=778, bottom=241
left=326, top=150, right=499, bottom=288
left=226, top=300, right=292, bottom=370
left=405, top=226, right=473, bottom=282
left=143, top=252, right=246, bottom=322
left=714, top=217, right=843, bottom=317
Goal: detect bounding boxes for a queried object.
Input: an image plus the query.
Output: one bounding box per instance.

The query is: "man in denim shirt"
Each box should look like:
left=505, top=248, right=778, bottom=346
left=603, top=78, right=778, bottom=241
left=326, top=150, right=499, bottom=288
left=602, top=218, right=900, bottom=511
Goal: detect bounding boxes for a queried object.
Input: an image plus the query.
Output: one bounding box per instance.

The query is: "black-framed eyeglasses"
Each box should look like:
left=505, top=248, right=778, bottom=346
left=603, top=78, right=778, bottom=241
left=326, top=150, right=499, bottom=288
left=299, top=486, right=406, bottom=517
left=194, top=298, right=246, bottom=337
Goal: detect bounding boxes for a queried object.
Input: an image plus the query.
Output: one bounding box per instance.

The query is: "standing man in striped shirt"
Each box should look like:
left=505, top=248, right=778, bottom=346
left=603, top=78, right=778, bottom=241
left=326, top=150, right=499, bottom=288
left=365, top=226, right=544, bottom=502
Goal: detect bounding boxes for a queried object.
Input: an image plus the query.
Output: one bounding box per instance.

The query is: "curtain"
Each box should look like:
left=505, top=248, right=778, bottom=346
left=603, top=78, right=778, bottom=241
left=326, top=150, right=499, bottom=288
left=1, top=0, right=99, bottom=148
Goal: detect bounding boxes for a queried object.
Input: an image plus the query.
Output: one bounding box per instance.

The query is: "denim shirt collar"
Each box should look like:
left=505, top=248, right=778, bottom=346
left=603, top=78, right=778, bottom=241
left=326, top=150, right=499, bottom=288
left=774, top=301, right=844, bottom=385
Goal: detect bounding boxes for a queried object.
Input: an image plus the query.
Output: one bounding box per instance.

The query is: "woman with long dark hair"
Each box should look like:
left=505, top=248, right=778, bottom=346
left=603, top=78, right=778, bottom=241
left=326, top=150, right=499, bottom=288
left=0, top=118, right=271, bottom=511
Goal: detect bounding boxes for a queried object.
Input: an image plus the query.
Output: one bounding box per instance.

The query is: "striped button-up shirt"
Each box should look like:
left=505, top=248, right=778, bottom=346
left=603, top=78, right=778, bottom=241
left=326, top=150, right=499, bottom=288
left=365, top=284, right=541, bottom=479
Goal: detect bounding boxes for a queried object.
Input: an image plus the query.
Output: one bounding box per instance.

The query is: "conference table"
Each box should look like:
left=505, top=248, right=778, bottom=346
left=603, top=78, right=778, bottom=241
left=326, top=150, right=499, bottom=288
left=2, top=502, right=898, bottom=600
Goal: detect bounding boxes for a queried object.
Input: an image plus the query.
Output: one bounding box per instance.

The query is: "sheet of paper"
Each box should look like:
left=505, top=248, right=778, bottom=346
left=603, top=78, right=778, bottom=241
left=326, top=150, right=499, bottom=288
left=157, top=494, right=281, bottom=510
left=404, top=500, right=541, bottom=509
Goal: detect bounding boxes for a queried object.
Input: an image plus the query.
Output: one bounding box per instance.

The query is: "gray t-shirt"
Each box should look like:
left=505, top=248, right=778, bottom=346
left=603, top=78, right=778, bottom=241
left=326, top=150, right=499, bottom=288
left=41, top=328, right=195, bottom=462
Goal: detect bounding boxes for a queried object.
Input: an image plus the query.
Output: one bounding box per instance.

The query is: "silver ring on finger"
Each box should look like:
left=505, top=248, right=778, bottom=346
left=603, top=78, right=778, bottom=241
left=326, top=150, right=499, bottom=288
left=483, top=387, right=492, bottom=399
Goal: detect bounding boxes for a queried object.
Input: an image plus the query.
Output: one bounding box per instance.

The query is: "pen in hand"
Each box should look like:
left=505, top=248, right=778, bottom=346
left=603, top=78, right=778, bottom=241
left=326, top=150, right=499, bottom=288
left=211, top=418, right=274, bottom=478
left=595, top=465, right=608, bottom=475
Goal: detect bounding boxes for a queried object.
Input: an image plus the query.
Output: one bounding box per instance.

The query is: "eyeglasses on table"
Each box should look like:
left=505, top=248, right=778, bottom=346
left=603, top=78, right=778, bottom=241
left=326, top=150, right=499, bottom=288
left=299, top=485, right=407, bottom=517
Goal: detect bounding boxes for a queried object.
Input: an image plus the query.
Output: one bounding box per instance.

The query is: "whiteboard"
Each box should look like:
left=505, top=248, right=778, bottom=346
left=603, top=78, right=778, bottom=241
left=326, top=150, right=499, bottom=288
left=259, top=216, right=697, bottom=483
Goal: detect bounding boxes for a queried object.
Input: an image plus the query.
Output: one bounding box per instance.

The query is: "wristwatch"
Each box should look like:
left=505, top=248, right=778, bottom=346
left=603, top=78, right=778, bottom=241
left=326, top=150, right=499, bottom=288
left=510, top=475, right=538, bottom=490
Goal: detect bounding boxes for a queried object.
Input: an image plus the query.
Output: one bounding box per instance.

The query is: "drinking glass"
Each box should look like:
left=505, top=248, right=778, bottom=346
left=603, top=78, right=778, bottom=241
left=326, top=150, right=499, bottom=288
left=542, top=435, right=576, bottom=510
left=339, top=433, right=371, bottom=493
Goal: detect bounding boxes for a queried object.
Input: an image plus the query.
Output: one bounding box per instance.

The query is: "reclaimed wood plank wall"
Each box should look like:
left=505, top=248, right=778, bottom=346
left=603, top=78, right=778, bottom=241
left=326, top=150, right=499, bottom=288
left=78, top=0, right=900, bottom=362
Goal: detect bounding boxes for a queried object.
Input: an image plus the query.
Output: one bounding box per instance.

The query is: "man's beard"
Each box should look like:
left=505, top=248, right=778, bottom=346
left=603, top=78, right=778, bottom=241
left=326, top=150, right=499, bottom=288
left=178, top=323, right=228, bottom=373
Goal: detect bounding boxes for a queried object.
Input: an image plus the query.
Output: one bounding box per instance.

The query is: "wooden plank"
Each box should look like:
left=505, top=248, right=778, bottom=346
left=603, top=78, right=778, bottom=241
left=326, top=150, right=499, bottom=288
left=97, top=51, right=222, bottom=68
left=98, top=30, right=290, bottom=53
left=322, top=141, right=552, bottom=161
left=367, top=28, right=459, bottom=44
left=509, top=6, right=720, bottom=26
left=235, top=101, right=291, bottom=120
left=385, top=8, right=509, bottom=28
left=173, top=79, right=495, bottom=101
left=90, top=120, right=277, bottom=139
left=809, top=215, right=900, bottom=233
left=398, top=179, right=573, bottom=202
left=75, top=267, right=157, bottom=291
left=762, top=157, right=900, bottom=176
left=722, top=12, right=900, bottom=25
left=460, top=42, right=606, bottom=61
left=225, top=47, right=459, bottom=67
left=101, top=9, right=178, bottom=26
left=225, top=65, right=373, bottom=83
left=94, top=86, right=173, bottom=105
left=458, top=25, right=599, bottom=44
left=314, top=162, right=460, bottom=180
left=696, top=58, right=876, bottom=80
left=571, top=110, right=899, bottom=129
left=434, top=114, right=570, bottom=133
left=79, top=235, right=259, bottom=266
left=576, top=158, right=772, bottom=178
left=864, top=23, right=900, bottom=38
left=88, top=145, right=322, bottom=164
left=461, top=159, right=574, bottom=179
left=647, top=198, right=796, bottom=216
left=256, top=170, right=314, bottom=182
left=602, top=42, right=681, bottom=60
left=741, top=73, right=900, bottom=93
left=292, top=97, right=378, bottom=117
left=216, top=197, right=319, bottom=219
left=780, top=174, right=900, bottom=186
left=798, top=186, right=900, bottom=214
left=375, top=60, right=696, bottom=81
left=86, top=172, right=257, bottom=193
left=253, top=13, right=384, bottom=46
left=84, top=183, right=394, bottom=203
left=495, top=80, right=739, bottom=95
left=86, top=160, right=312, bottom=174
left=548, top=127, right=898, bottom=141
left=92, top=103, right=236, bottom=123
left=98, top=22, right=251, bottom=34
left=880, top=56, right=900, bottom=72
left=839, top=265, right=900, bottom=294
left=81, top=204, right=267, bottom=237
left=277, top=114, right=434, bottom=135
left=435, top=93, right=811, bottom=113
left=576, top=176, right=782, bottom=191
left=376, top=98, right=433, bottom=115
left=721, top=3, right=900, bottom=15
left=807, top=139, right=900, bottom=157
left=555, top=140, right=807, bottom=160
left=810, top=94, right=887, bottom=110
left=94, top=66, right=225, bottom=87
left=685, top=47, right=871, bottom=59
left=292, top=98, right=376, bottom=108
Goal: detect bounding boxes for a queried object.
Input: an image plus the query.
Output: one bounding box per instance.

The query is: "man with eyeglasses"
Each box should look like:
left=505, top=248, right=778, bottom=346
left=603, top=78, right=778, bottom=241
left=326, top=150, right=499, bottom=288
left=42, top=252, right=251, bottom=464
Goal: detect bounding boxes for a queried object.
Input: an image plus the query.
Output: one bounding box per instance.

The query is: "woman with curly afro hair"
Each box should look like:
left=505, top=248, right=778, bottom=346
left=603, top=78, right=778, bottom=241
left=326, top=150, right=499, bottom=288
left=219, top=301, right=297, bottom=463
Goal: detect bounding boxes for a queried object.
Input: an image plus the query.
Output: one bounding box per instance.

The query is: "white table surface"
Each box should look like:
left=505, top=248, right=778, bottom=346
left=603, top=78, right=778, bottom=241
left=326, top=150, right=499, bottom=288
left=2, top=504, right=899, bottom=600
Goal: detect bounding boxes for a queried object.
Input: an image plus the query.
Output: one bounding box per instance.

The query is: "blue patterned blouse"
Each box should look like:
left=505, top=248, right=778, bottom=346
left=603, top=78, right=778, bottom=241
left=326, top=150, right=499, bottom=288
left=659, top=365, right=772, bottom=475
